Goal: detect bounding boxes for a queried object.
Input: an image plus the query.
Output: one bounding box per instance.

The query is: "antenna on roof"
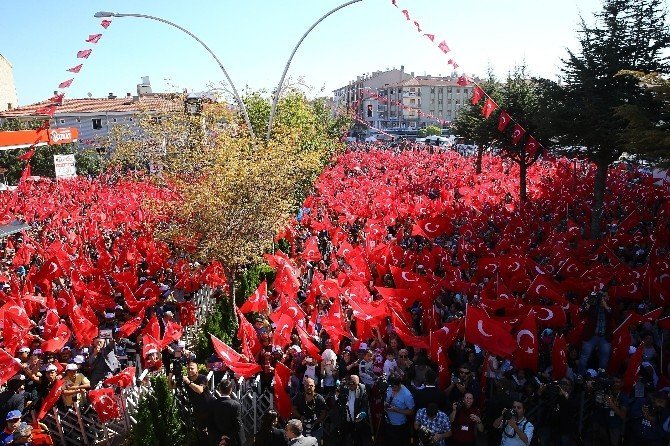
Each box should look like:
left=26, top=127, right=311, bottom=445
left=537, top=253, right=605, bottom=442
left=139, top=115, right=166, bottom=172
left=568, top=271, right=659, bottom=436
left=87, top=92, right=92, bottom=98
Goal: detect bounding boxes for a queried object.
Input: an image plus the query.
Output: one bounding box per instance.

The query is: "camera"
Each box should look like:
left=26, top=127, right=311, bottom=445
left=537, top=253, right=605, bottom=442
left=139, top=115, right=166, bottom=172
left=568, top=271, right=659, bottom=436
left=172, top=359, right=184, bottom=386
left=502, top=408, right=516, bottom=421
left=454, top=401, right=465, bottom=410
left=417, top=425, right=434, bottom=445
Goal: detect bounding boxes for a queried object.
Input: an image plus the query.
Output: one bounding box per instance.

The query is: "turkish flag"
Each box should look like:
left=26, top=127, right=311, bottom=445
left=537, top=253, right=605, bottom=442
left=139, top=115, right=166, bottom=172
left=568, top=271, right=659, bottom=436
left=457, top=76, right=469, bottom=86
left=413, top=21, right=422, bottom=32
left=236, top=307, right=260, bottom=359
left=41, top=309, right=60, bottom=340
left=41, top=323, right=71, bottom=353
left=210, top=334, right=260, bottom=378
left=34, top=104, right=56, bottom=116
left=240, top=279, right=269, bottom=314
left=438, top=40, right=450, bottom=54
left=401, top=9, right=410, bottom=20
left=429, top=321, right=461, bottom=363
left=274, top=362, right=293, bottom=420
left=77, top=49, right=92, bottom=59
left=70, top=305, right=98, bottom=346
left=511, top=124, right=526, bottom=145
left=67, top=64, right=83, bottom=73
left=89, top=388, right=122, bottom=423
left=482, top=98, right=497, bottom=119
left=532, top=305, right=567, bottom=328
left=297, top=326, right=322, bottom=362
left=437, top=349, right=451, bottom=389
left=119, top=309, right=145, bottom=338
left=607, top=330, right=631, bottom=375
left=142, top=335, right=162, bottom=358
left=178, top=301, right=197, bottom=326
left=471, top=86, right=485, bottom=105
left=464, top=305, right=516, bottom=358
left=58, top=78, right=74, bottom=89
left=101, top=19, right=112, bottom=28
left=498, top=111, right=511, bottom=132
left=48, top=93, right=64, bottom=104
left=104, top=366, right=136, bottom=388
left=86, top=34, right=103, bottom=43
left=622, top=346, right=644, bottom=393
left=18, top=147, right=36, bottom=161
left=142, top=314, right=161, bottom=341
left=524, top=136, right=540, bottom=157
left=513, top=311, right=538, bottom=372
left=424, top=33, right=435, bottom=42
left=551, top=335, right=568, bottom=380
left=272, top=312, right=296, bottom=348
left=0, top=348, right=22, bottom=387
left=37, top=379, right=65, bottom=420
left=161, top=320, right=183, bottom=349
left=526, top=274, right=566, bottom=304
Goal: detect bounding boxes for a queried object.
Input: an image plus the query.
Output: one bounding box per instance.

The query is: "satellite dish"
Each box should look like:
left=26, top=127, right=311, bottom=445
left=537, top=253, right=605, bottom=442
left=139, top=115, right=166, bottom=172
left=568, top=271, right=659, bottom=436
left=87, top=92, right=92, bottom=98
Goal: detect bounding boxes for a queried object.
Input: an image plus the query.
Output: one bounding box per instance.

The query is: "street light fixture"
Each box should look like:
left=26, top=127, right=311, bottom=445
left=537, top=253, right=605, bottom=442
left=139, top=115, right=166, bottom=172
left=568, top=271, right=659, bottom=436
left=94, top=11, right=256, bottom=139
left=265, top=0, right=363, bottom=141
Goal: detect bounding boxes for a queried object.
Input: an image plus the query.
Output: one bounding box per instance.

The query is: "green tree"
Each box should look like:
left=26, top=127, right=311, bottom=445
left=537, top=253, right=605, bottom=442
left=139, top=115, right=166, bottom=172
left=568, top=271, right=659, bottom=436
left=132, top=396, right=159, bottom=446
left=540, top=0, right=670, bottom=237
left=452, top=75, right=502, bottom=174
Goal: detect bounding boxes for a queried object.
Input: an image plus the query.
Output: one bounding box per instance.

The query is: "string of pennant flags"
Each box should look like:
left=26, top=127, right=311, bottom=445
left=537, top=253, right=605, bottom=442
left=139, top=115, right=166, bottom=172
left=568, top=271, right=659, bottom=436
left=389, top=0, right=544, bottom=157
left=13, top=19, right=113, bottom=175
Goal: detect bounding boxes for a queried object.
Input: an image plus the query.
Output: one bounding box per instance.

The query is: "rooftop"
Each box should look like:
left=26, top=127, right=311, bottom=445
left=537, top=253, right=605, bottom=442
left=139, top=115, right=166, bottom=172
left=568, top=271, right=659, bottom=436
left=0, top=94, right=182, bottom=118
left=384, top=76, right=477, bottom=88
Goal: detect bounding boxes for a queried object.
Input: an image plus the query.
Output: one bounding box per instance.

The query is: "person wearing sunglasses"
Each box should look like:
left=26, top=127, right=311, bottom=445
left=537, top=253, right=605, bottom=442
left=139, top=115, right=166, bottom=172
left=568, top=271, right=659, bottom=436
left=493, top=400, right=534, bottom=446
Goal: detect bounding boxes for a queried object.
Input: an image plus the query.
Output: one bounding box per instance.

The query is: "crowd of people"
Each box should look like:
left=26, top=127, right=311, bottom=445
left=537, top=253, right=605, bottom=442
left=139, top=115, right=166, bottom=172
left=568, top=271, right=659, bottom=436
left=0, top=144, right=668, bottom=446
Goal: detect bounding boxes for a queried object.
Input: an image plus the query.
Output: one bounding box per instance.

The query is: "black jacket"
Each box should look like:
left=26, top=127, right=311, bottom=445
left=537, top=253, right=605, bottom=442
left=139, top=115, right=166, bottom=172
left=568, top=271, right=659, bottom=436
left=208, top=395, right=246, bottom=446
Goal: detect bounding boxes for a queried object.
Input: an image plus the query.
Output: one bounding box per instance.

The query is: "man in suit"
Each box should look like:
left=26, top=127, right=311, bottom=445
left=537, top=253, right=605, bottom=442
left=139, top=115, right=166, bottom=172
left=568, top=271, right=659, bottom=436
left=285, top=419, right=318, bottom=446
left=335, top=375, right=372, bottom=446
left=208, top=379, right=245, bottom=446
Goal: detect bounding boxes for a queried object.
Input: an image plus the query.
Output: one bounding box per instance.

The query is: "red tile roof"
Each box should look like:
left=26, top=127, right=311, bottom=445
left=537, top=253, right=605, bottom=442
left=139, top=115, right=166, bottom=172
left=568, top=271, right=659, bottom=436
left=0, top=95, right=181, bottom=118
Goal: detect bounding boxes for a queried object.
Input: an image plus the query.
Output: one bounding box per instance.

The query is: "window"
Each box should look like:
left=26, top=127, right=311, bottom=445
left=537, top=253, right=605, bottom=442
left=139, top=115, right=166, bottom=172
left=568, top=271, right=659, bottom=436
left=438, top=100, right=443, bottom=105
left=447, top=99, right=452, bottom=104
left=448, top=110, right=452, bottom=117
left=410, top=99, right=416, bottom=105
left=447, top=88, right=452, bottom=93
left=129, top=117, right=133, bottom=122
left=410, top=87, right=415, bottom=92
left=92, top=118, right=102, bottom=129
left=76, top=118, right=80, bottom=123
left=112, top=118, right=117, bottom=123
left=6, top=103, right=12, bottom=110
left=456, top=88, right=461, bottom=93
left=456, top=100, right=460, bottom=104
left=59, top=119, right=65, bottom=124
left=430, top=87, right=435, bottom=94
left=367, top=104, right=373, bottom=117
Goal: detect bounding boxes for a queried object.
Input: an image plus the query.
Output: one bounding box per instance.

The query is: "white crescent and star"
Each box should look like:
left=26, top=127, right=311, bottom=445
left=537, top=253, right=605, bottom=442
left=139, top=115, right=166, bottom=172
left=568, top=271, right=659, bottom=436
left=477, top=320, right=493, bottom=337
left=516, top=329, right=535, bottom=353
left=538, top=308, right=553, bottom=321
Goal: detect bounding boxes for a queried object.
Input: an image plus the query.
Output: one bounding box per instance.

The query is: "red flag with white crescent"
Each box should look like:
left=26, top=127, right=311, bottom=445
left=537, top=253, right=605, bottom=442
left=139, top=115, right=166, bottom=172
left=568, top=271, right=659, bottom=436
left=511, top=124, right=526, bottom=145
left=471, top=86, right=484, bottom=105
left=89, top=388, right=122, bottom=423
left=37, top=379, right=65, bottom=420
left=464, top=305, right=516, bottom=358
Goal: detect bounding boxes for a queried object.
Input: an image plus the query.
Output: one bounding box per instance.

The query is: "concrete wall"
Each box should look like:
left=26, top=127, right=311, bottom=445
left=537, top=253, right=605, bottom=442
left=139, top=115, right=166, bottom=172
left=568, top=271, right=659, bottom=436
left=0, top=55, right=19, bottom=112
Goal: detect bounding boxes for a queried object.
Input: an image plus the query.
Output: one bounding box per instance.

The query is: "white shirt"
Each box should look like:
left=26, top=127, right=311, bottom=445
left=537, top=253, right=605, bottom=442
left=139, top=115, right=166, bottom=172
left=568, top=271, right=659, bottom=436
left=383, top=359, right=397, bottom=378
left=347, top=390, right=357, bottom=421
left=500, top=418, right=534, bottom=446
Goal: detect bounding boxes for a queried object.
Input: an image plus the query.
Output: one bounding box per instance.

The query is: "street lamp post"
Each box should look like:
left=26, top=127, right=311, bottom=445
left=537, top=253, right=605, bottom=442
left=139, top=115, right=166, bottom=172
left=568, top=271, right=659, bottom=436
left=265, top=0, right=363, bottom=141
left=94, top=11, right=256, bottom=139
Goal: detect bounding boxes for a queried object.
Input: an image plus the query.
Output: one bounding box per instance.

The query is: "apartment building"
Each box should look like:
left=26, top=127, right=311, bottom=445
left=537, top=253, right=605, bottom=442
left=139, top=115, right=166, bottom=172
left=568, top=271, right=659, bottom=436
left=0, top=54, right=19, bottom=112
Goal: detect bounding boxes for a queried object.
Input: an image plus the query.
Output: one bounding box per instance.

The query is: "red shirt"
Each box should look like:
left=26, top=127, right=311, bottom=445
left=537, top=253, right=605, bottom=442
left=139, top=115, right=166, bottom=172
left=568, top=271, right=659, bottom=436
left=451, top=406, right=480, bottom=443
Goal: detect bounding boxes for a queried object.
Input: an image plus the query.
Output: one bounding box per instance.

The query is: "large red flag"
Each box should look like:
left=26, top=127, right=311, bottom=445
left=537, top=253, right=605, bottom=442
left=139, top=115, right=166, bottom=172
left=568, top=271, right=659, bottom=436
left=70, top=306, right=98, bottom=346
left=464, top=305, right=516, bottom=358
left=296, top=326, right=322, bottom=362
left=37, top=379, right=65, bottom=420
left=272, top=312, right=296, bottom=348
left=513, top=311, right=538, bottom=372
left=18, top=147, right=36, bottom=161
left=59, top=78, right=74, bottom=89
left=210, top=334, right=261, bottom=378
left=236, top=307, right=261, bottom=359
left=104, top=366, right=136, bottom=388
left=622, top=346, right=644, bottom=393
left=41, top=323, right=71, bottom=353
left=239, top=280, right=270, bottom=314
left=119, top=309, right=145, bottom=338
left=274, top=362, right=293, bottom=420
left=88, top=388, right=122, bottom=423
left=76, top=49, right=92, bottom=59
left=551, top=335, right=568, bottom=380
left=302, top=236, right=322, bottom=262
left=0, top=348, right=22, bottom=387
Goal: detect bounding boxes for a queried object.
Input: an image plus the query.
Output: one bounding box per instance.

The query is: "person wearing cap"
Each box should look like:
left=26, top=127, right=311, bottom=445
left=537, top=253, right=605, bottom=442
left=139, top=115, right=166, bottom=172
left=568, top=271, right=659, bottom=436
left=0, top=410, right=22, bottom=445
left=35, top=365, right=59, bottom=412
left=61, top=363, right=90, bottom=408
left=9, top=422, right=31, bottom=446
left=15, top=349, right=30, bottom=364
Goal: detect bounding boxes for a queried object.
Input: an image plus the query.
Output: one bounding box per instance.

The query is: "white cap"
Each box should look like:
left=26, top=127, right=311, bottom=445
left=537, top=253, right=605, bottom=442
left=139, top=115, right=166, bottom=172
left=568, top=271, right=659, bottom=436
left=358, top=342, right=368, bottom=351
left=629, top=346, right=637, bottom=355
left=32, top=349, right=42, bottom=355
left=45, top=364, right=57, bottom=372
left=18, top=347, right=30, bottom=353
left=177, top=341, right=186, bottom=348
left=73, top=355, right=85, bottom=364
left=66, top=363, right=78, bottom=371
left=165, top=311, right=174, bottom=317
left=146, top=348, right=158, bottom=355
left=104, top=312, right=115, bottom=319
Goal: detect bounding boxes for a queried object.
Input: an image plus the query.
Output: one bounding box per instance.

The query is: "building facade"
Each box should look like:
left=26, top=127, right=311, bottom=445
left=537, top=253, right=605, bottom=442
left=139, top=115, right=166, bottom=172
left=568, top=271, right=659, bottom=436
left=0, top=54, right=19, bottom=112
left=333, top=68, right=478, bottom=132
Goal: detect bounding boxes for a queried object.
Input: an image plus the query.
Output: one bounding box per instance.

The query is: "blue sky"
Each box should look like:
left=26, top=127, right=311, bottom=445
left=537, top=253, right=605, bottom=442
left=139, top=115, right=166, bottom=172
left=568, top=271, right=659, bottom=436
left=2, top=0, right=603, bottom=105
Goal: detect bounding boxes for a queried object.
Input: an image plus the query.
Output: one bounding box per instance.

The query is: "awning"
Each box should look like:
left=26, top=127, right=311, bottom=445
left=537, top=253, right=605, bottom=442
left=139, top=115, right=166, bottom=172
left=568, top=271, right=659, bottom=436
left=0, top=220, right=30, bottom=238
left=0, top=128, right=79, bottom=151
